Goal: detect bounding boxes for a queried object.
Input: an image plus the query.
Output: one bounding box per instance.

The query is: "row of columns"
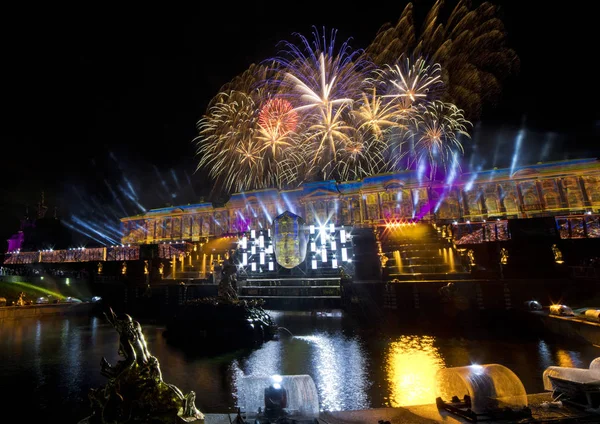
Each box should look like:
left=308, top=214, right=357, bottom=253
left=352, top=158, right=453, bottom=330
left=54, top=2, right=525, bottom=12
left=123, top=177, right=597, bottom=243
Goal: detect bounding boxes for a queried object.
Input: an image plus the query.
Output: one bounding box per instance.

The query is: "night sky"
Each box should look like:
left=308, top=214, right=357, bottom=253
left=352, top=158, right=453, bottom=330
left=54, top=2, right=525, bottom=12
left=1, top=1, right=597, bottom=247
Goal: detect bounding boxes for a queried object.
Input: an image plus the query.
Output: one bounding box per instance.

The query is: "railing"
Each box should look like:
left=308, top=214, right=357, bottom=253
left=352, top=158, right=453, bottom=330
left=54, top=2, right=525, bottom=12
left=2, top=244, right=170, bottom=265
left=452, top=221, right=511, bottom=245
left=556, top=215, right=600, bottom=239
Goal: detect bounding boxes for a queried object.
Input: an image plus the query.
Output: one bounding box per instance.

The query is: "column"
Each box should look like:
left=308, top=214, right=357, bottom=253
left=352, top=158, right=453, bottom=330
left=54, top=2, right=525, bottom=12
left=556, top=178, right=568, bottom=209
left=497, top=184, right=506, bottom=214
left=535, top=179, right=545, bottom=213
left=357, top=195, right=364, bottom=223
left=515, top=182, right=526, bottom=218
left=479, top=185, right=488, bottom=217
left=460, top=188, right=469, bottom=219
left=578, top=176, right=591, bottom=208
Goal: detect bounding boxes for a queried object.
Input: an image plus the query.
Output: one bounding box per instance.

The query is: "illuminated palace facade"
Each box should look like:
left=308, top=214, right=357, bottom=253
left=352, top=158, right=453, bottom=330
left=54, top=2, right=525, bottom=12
left=121, top=158, right=600, bottom=245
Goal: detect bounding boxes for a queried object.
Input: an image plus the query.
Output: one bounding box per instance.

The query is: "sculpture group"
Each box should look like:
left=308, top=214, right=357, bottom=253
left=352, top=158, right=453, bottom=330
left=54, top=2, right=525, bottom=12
left=80, top=308, right=204, bottom=424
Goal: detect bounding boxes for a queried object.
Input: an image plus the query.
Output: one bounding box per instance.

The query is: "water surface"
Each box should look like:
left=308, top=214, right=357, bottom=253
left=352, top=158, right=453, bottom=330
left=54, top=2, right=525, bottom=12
left=1, top=310, right=599, bottom=423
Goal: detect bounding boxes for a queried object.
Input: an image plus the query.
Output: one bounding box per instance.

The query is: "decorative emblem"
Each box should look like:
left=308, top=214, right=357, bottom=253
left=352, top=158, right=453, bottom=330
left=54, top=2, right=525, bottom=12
left=272, top=211, right=308, bottom=269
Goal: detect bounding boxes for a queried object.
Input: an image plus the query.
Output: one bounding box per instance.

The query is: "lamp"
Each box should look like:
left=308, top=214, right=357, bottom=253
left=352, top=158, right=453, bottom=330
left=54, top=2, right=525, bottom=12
left=264, top=382, right=287, bottom=419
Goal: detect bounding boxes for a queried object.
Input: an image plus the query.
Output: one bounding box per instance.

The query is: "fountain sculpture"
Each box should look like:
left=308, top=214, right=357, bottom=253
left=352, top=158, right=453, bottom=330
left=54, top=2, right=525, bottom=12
left=435, top=364, right=530, bottom=421
left=164, top=253, right=276, bottom=350
left=79, top=308, right=204, bottom=424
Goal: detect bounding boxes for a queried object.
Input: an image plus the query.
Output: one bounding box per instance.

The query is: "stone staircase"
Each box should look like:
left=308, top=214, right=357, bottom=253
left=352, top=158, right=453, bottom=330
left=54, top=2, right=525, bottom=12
left=381, top=223, right=469, bottom=281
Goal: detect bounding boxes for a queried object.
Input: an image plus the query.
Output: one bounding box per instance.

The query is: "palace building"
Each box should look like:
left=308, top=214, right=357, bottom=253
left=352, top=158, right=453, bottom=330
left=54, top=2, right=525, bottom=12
left=120, top=158, right=600, bottom=245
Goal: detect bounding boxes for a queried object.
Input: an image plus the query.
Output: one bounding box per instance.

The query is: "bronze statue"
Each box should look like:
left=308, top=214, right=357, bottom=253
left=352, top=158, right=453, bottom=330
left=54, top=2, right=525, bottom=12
left=217, top=256, right=238, bottom=302
left=80, top=307, right=204, bottom=423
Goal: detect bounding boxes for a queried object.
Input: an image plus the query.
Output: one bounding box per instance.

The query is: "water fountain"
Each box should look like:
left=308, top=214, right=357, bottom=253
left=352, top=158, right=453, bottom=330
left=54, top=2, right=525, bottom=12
left=236, top=374, right=319, bottom=423
left=435, top=364, right=531, bottom=421
left=543, top=357, right=600, bottom=409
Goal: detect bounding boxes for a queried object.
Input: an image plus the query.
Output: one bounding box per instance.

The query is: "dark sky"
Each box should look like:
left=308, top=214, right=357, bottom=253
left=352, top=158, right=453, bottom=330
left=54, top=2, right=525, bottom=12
left=1, top=1, right=598, bottom=247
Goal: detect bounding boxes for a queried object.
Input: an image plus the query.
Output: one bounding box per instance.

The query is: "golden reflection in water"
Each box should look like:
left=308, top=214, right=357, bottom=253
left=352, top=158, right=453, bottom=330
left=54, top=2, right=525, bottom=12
left=555, top=349, right=577, bottom=367
left=393, top=250, right=402, bottom=273
left=385, top=335, right=445, bottom=407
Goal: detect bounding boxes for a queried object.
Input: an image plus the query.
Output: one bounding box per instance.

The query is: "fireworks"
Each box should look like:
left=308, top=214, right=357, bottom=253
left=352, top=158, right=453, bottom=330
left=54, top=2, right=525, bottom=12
left=257, top=98, right=298, bottom=157
left=195, top=17, right=489, bottom=192
left=409, top=101, right=470, bottom=179
left=378, top=56, right=443, bottom=107
left=364, top=0, right=519, bottom=120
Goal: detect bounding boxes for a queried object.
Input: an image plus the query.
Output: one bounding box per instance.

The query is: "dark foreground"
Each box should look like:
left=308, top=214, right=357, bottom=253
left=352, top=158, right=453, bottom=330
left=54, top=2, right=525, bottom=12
left=1, top=310, right=600, bottom=423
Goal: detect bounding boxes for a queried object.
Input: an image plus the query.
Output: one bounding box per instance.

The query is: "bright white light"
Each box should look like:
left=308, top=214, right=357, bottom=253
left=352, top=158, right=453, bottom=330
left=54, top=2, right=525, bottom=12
left=320, top=230, right=327, bottom=244
left=241, top=237, right=247, bottom=249
left=272, top=383, right=281, bottom=390
left=310, top=225, right=315, bottom=234
left=321, top=247, right=327, bottom=262
left=268, top=228, right=271, bottom=236
left=251, top=229, right=256, bottom=239
left=340, top=229, right=346, bottom=243
left=330, top=223, right=335, bottom=232
left=251, top=262, right=257, bottom=271
left=342, top=248, right=348, bottom=262
left=272, top=374, right=283, bottom=383
left=259, top=235, right=264, bottom=248
left=266, top=245, right=273, bottom=254
left=269, top=262, right=274, bottom=271
left=251, top=245, right=256, bottom=255
left=331, top=241, right=337, bottom=251
left=242, top=253, right=248, bottom=265
left=312, top=259, right=317, bottom=269
left=65, top=278, right=70, bottom=285
left=260, top=252, right=265, bottom=265
left=311, top=242, right=316, bottom=252
left=470, top=364, right=484, bottom=375
left=332, top=258, right=338, bottom=268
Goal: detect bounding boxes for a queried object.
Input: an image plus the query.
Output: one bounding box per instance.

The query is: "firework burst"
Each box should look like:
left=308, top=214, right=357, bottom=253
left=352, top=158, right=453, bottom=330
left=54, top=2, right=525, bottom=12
left=270, top=27, right=377, bottom=179
left=354, top=87, right=407, bottom=140
left=257, top=98, right=298, bottom=157
left=409, top=101, right=471, bottom=179
left=378, top=56, right=443, bottom=107
left=194, top=20, right=488, bottom=193
left=364, top=0, right=519, bottom=120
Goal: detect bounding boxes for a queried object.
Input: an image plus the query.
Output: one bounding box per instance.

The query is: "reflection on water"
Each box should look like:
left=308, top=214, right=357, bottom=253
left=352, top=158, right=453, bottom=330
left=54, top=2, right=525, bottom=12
left=556, top=348, right=583, bottom=368
left=295, top=334, right=369, bottom=411
left=1, top=311, right=600, bottom=423
left=385, top=335, right=445, bottom=407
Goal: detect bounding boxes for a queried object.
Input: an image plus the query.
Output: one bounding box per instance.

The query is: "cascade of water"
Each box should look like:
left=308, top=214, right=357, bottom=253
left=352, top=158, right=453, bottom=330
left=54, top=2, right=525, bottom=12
left=436, top=364, right=528, bottom=414
left=237, top=374, right=319, bottom=418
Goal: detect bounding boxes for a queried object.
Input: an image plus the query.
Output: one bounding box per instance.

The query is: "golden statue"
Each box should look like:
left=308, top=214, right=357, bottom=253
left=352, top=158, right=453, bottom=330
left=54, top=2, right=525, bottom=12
left=158, top=263, right=164, bottom=276
left=552, top=244, right=564, bottom=264
left=81, top=308, right=204, bottom=423
left=144, top=260, right=149, bottom=275
left=467, top=249, right=476, bottom=266
left=500, top=247, right=509, bottom=265
left=97, top=262, right=103, bottom=275
left=121, top=262, right=127, bottom=275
